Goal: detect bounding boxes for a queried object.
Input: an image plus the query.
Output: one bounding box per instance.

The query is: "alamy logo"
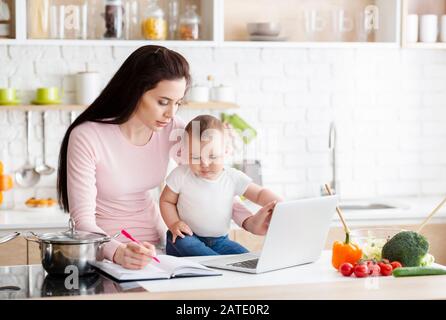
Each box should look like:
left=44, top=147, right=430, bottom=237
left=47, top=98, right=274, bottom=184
left=64, top=265, right=79, bottom=290
left=64, top=5, right=81, bottom=31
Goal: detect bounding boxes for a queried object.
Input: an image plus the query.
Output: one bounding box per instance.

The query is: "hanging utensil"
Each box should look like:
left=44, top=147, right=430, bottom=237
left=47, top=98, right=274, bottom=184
left=15, top=111, right=41, bottom=187
left=35, top=111, right=55, bottom=175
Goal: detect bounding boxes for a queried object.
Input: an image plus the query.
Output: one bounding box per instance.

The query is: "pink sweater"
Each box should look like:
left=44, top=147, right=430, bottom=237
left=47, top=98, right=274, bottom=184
left=67, top=117, right=253, bottom=261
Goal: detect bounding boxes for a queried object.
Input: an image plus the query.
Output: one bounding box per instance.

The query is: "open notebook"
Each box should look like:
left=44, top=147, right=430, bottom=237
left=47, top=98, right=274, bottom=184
left=91, top=255, right=222, bottom=281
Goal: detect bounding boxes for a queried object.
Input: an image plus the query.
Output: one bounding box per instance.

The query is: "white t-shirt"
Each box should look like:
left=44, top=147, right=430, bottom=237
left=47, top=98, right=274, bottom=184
left=166, top=165, right=252, bottom=237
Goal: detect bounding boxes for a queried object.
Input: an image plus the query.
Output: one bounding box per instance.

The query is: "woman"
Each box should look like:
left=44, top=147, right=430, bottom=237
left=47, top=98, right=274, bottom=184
left=57, top=45, right=276, bottom=270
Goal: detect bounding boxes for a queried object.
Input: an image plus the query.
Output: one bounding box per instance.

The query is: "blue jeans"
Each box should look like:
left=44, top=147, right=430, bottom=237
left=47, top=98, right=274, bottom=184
left=166, top=230, right=249, bottom=257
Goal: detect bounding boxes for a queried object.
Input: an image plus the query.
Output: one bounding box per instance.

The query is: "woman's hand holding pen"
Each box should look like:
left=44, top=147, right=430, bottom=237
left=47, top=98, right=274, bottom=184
left=113, top=241, right=157, bottom=270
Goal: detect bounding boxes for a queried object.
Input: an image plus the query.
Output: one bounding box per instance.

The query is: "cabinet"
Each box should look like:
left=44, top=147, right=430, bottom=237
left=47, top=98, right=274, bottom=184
left=0, top=236, right=40, bottom=266
left=402, top=0, right=446, bottom=49
left=0, top=0, right=408, bottom=48
left=223, top=0, right=400, bottom=47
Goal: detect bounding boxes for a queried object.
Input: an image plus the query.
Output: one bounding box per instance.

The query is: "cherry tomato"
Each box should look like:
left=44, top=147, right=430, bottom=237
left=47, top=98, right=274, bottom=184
left=380, top=263, right=393, bottom=276
left=368, top=264, right=381, bottom=276
left=390, top=261, right=402, bottom=270
left=339, top=262, right=354, bottom=277
left=366, top=260, right=375, bottom=269
left=378, top=262, right=388, bottom=270
left=353, top=264, right=369, bottom=278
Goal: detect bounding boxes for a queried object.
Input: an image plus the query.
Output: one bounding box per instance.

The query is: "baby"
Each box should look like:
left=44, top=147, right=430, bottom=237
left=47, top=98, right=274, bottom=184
left=160, top=115, right=282, bottom=256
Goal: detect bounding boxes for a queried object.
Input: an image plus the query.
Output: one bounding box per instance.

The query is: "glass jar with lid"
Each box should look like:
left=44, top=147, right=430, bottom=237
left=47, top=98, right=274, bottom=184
left=104, top=0, right=124, bottom=39
left=179, top=4, right=200, bottom=40
left=141, top=0, right=167, bottom=40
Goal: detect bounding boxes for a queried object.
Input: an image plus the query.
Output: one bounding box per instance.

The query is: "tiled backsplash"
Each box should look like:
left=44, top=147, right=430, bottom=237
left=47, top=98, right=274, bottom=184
left=1, top=45, right=446, bottom=205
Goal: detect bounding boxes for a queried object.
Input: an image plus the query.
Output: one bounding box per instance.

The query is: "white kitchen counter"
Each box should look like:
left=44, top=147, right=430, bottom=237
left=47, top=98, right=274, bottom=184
left=0, top=196, right=445, bottom=233
left=335, top=196, right=446, bottom=226
left=0, top=206, right=69, bottom=232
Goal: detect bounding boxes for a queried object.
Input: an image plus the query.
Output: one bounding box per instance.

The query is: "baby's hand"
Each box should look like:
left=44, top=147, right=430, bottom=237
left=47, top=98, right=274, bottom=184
left=170, top=220, right=193, bottom=243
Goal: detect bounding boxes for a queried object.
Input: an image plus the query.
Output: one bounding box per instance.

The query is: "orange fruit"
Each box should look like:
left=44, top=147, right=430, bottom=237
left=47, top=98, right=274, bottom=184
left=47, top=198, right=56, bottom=207
left=0, top=192, right=3, bottom=205
left=0, top=161, right=3, bottom=175
left=0, top=174, right=13, bottom=191
left=36, top=199, right=48, bottom=207
left=25, top=197, right=38, bottom=207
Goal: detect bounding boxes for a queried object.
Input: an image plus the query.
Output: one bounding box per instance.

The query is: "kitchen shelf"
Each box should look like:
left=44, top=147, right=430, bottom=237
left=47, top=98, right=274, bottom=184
left=0, top=105, right=86, bottom=111
left=184, top=101, right=239, bottom=109
left=220, top=41, right=400, bottom=49
left=0, top=0, right=407, bottom=49
left=404, top=42, right=446, bottom=49
left=0, top=102, right=239, bottom=111
left=0, top=39, right=218, bottom=47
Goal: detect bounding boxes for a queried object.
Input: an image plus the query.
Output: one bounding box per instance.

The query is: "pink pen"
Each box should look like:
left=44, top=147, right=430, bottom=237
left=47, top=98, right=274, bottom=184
left=121, top=229, right=160, bottom=263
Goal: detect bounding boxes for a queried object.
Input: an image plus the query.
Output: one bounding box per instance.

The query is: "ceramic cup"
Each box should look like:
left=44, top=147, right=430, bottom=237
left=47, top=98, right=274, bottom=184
left=211, top=85, right=235, bottom=102
left=187, top=86, right=210, bottom=102
left=0, top=88, right=20, bottom=104
left=420, top=15, right=438, bottom=43
left=34, top=87, right=63, bottom=104
left=441, top=15, right=446, bottom=42
left=406, top=14, right=419, bottom=43
left=75, top=72, right=101, bottom=105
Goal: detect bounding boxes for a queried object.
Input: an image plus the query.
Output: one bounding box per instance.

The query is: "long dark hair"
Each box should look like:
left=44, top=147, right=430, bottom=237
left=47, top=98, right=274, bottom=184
left=57, top=45, right=191, bottom=212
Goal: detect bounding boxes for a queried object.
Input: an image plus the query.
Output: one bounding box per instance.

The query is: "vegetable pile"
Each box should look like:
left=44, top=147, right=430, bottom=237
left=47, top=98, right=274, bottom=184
left=339, top=259, right=402, bottom=278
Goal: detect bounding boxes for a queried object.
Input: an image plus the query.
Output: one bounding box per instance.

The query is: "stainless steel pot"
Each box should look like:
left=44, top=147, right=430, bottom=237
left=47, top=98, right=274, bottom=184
left=25, top=218, right=119, bottom=277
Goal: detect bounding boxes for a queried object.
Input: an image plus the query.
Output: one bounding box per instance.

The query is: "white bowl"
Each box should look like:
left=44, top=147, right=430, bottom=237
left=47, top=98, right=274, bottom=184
left=247, top=22, right=281, bottom=36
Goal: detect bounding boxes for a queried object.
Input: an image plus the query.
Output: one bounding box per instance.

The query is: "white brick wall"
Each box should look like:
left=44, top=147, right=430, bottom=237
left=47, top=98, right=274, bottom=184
left=1, top=45, right=446, bottom=205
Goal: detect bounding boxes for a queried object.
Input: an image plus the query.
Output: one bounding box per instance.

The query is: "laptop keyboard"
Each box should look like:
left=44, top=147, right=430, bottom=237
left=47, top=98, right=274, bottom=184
left=228, top=258, right=259, bottom=269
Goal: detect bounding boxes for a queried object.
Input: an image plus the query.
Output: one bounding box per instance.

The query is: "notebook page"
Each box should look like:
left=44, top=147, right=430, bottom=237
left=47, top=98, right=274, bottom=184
left=92, top=260, right=170, bottom=281
left=156, top=255, right=219, bottom=276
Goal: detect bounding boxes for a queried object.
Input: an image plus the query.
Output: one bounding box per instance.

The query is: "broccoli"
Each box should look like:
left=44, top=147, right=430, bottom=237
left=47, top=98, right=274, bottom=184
left=381, top=231, right=429, bottom=267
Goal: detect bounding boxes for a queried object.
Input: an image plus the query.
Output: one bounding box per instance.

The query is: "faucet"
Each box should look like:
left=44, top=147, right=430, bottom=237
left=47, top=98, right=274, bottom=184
left=328, top=122, right=337, bottom=194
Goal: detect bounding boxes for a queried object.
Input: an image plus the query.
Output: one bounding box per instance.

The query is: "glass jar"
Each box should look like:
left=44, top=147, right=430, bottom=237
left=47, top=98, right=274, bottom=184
left=141, top=0, right=167, bottom=40
left=179, top=4, right=200, bottom=40
left=0, top=0, right=11, bottom=38
left=28, top=0, right=50, bottom=39
left=167, top=0, right=179, bottom=40
left=104, top=0, right=124, bottom=39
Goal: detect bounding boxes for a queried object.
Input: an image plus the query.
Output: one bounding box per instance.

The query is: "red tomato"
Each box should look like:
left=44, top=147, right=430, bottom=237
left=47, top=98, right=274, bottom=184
left=390, top=261, right=402, bottom=270
left=339, top=263, right=354, bottom=277
left=368, top=264, right=381, bottom=276
left=353, top=264, right=369, bottom=278
left=378, top=262, right=387, bottom=270
left=380, top=263, right=393, bottom=276
left=366, top=260, right=375, bottom=269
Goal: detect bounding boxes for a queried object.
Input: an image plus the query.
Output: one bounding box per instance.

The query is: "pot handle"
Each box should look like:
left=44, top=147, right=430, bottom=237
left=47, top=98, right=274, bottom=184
left=23, top=231, right=41, bottom=244
left=0, top=232, right=20, bottom=244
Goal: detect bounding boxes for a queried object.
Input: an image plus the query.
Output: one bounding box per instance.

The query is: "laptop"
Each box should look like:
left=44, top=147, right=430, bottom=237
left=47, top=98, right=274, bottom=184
left=202, top=196, right=338, bottom=274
